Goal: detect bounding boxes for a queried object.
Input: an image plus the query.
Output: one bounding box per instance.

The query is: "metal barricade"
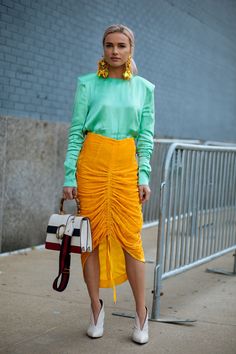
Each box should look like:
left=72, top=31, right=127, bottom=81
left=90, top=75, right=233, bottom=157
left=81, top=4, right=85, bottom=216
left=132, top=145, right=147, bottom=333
left=151, top=143, right=236, bottom=320
left=143, top=138, right=201, bottom=227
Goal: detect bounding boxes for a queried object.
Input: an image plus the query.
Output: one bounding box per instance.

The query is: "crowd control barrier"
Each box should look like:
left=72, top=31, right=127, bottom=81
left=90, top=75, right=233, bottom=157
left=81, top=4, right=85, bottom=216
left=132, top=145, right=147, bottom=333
left=151, top=143, right=236, bottom=320
left=142, top=138, right=201, bottom=226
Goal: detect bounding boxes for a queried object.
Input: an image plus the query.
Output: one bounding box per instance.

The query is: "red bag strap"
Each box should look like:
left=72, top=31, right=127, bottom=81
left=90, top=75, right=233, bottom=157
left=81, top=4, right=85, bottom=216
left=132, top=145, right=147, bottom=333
left=52, top=234, right=72, bottom=292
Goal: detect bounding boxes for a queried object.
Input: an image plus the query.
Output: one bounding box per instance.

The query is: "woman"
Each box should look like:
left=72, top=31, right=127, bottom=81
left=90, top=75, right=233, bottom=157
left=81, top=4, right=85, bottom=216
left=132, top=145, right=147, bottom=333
left=63, top=24, right=155, bottom=344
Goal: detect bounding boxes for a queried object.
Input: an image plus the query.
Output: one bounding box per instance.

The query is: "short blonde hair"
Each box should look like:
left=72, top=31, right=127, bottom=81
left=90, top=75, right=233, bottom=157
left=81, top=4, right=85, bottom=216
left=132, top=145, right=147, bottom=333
left=102, top=24, right=138, bottom=75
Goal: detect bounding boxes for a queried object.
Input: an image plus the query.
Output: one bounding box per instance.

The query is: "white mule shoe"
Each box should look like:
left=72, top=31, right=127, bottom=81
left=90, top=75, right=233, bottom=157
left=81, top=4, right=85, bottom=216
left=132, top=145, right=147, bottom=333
left=132, top=306, right=149, bottom=344
left=87, top=299, right=105, bottom=338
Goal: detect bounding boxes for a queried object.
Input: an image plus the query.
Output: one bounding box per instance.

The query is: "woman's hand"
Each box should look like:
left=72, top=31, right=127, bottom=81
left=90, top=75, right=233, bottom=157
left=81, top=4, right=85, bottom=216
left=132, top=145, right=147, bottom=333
left=63, top=187, right=77, bottom=200
left=138, top=184, right=151, bottom=204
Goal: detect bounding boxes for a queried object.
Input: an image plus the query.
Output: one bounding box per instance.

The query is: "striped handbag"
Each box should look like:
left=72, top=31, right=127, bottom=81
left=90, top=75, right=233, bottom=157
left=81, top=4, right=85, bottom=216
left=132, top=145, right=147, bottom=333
left=45, top=198, right=92, bottom=254
left=45, top=198, right=92, bottom=291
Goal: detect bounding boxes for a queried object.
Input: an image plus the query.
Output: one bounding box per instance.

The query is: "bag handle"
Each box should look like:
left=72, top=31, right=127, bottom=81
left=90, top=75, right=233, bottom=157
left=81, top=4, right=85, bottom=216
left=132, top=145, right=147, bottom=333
left=59, top=197, right=80, bottom=215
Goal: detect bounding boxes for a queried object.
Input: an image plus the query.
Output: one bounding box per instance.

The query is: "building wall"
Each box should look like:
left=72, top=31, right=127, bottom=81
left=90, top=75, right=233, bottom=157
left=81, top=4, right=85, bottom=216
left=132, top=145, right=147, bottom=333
left=1, top=0, right=236, bottom=140
left=0, top=0, right=236, bottom=252
left=0, top=116, right=68, bottom=252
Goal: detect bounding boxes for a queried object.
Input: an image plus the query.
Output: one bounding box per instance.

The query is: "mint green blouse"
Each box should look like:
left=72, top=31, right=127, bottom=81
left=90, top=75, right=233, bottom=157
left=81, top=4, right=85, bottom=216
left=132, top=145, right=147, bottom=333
left=64, top=72, right=155, bottom=187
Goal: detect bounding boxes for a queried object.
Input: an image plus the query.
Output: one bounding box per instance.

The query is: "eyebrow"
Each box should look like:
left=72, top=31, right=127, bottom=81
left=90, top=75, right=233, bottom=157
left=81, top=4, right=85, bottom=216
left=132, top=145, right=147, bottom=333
left=105, top=42, right=127, bottom=44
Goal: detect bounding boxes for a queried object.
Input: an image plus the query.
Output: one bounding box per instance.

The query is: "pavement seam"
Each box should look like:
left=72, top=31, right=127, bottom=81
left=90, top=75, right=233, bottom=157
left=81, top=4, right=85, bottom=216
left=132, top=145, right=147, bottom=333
left=195, top=319, right=236, bottom=327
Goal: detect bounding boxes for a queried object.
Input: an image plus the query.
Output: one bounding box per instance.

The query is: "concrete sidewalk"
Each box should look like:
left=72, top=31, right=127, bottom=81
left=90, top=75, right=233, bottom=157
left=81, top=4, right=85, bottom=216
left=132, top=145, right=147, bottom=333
left=0, top=227, right=235, bottom=354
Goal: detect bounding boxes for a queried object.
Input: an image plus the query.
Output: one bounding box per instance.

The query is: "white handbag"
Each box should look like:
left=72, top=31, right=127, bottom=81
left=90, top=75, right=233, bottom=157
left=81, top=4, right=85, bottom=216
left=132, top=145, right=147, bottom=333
left=45, top=198, right=92, bottom=254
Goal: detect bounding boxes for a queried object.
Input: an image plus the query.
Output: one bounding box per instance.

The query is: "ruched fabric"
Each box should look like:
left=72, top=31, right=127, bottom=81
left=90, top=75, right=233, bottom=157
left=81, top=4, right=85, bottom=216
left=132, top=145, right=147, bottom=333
left=76, top=132, right=145, bottom=303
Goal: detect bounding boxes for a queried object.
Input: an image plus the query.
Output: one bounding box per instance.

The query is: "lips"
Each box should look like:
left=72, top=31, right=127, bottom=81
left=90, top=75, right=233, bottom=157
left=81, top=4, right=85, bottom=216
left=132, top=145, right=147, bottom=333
left=111, top=57, right=120, bottom=60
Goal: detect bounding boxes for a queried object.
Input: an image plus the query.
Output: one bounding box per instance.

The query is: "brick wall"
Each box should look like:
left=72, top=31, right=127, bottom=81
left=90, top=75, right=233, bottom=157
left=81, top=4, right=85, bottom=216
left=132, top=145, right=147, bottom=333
left=0, top=0, right=236, bottom=141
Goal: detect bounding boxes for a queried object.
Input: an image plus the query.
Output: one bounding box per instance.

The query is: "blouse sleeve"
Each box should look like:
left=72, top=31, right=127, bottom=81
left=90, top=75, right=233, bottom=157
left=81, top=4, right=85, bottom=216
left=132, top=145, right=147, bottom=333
left=63, top=77, right=88, bottom=187
left=136, top=84, right=155, bottom=186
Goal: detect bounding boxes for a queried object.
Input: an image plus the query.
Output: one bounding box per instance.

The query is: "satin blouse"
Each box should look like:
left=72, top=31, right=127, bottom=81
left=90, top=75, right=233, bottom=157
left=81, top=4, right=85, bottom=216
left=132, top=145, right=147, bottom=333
left=64, top=72, right=155, bottom=187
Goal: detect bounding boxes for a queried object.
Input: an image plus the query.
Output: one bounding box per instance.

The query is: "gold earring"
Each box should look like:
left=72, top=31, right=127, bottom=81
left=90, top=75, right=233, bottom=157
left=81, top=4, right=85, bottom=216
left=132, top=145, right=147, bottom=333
left=123, top=54, right=132, bottom=80
left=97, top=57, right=109, bottom=78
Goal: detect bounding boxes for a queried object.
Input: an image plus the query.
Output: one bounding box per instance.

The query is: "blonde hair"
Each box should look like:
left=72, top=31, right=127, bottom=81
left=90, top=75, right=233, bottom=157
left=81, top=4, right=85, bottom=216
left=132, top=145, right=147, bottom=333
left=102, top=24, right=138, bottom=75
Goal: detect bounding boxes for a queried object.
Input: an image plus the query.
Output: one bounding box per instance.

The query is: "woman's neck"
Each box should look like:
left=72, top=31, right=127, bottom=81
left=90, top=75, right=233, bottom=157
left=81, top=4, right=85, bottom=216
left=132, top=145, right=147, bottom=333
left=108, top=65, right=125, bottom=79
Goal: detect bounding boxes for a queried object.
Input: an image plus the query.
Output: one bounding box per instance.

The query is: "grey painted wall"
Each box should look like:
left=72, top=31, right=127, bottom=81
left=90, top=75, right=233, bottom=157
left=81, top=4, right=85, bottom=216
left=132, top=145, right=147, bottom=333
left=1, top=0, right=236, bottom=252
left=0, top=116, right=68, bottom=252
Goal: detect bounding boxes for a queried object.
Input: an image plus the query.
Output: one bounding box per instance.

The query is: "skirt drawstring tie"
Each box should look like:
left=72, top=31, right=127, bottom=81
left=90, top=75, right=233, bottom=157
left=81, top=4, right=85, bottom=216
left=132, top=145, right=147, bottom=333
left=106, top=236, right=117, bottom=304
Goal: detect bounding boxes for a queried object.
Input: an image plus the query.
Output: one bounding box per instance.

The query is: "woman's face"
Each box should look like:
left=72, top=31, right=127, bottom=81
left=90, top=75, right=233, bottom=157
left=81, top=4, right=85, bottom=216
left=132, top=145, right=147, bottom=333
left=103, top=32, right=131, bottom=69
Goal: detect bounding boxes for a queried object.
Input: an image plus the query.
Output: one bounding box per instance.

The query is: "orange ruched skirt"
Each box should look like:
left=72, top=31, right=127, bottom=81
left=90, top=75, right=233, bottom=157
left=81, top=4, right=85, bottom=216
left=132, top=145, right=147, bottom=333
left=76, top=132, right=145, bottom=303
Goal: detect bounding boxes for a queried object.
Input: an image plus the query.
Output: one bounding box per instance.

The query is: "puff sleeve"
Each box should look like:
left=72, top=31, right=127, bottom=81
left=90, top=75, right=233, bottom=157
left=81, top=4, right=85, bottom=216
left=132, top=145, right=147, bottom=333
left=136, top=84, right=155, bottom=186
left=63, top=77, right=88, bottom=187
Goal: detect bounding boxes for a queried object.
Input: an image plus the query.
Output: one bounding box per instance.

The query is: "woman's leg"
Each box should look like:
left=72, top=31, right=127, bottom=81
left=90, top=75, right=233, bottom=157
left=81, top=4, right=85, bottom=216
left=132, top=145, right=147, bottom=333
left=123, top=250, right=147, bottom=329
left=83, top=246, right=101, bottom=325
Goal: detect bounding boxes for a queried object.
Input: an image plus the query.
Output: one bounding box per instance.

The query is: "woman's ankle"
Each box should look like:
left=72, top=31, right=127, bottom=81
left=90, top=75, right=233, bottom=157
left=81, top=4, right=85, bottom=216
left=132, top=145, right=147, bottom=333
left=91, top=298, right=101, bottom=307
left=136, top=306, right=147, bottom=329
left=91, top=299, right=102, bottom=324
